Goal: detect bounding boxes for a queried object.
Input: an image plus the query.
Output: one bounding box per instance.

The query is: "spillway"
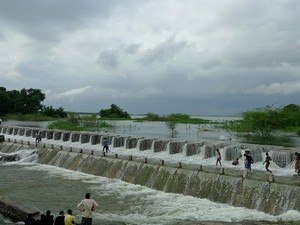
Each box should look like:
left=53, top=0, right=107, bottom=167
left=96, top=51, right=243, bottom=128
left=1, top=126, right=300, bottom=217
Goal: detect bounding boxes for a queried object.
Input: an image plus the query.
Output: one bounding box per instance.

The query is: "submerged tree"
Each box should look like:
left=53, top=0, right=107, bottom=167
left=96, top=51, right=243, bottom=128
left=225, top=104, right=299, bottom=138
left=99, top=104, right=131, bottom=119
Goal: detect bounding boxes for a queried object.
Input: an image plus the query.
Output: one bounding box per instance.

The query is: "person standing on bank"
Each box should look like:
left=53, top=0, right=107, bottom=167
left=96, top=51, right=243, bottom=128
left=215, top=149, right=222, bottom=166
left=263, top=152, right=272, bottom=173
left=54, top=211, right=65, bottom=225
left=77, top=193, right=98, bottom=225
left=64, top=209, right=75, bottom=225
left=102, top=137, right=110, bottom=153
left=44, top=210, right=54, bottom=225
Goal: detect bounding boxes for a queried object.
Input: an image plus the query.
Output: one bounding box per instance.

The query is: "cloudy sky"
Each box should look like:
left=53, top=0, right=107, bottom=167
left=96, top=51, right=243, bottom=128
left=0, top=0, right=300, bottom=116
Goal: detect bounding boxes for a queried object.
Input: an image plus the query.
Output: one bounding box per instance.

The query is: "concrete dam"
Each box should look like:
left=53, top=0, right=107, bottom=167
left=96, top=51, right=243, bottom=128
left=1, top=125, right=300, bottom=217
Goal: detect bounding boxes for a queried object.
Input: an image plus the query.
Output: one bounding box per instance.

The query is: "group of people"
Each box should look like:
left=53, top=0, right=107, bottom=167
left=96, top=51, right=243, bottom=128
left=24, top=193, right=98, bottom=225
left=215, top=149, right=273, bottom=173
left=24, top=209, right=75, bottom=225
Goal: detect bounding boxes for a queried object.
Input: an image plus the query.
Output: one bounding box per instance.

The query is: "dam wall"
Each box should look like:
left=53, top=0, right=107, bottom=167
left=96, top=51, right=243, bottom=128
left=0, top=125, right=297, bottom=168
left=1, top=141, right=300, bottom=216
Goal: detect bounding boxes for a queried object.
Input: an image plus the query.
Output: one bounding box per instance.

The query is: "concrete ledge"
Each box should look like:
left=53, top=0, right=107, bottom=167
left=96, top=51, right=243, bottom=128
left=0, top=197, right=39, bottom=222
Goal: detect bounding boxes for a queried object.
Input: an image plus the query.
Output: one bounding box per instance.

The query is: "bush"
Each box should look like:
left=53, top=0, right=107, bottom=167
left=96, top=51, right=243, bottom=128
left=99, top=104, right=131, bottom=119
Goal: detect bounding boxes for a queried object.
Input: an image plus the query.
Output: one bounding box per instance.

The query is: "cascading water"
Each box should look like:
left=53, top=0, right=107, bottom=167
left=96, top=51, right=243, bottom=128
left=1, top=127, right=300, bottom=224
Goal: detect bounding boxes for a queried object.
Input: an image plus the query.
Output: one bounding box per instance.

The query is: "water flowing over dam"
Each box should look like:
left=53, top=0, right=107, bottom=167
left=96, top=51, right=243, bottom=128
left=1, top=125, right=300, bottom=218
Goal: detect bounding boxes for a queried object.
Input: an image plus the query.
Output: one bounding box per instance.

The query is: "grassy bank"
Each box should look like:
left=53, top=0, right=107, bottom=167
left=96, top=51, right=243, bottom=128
left=1, top=113, right=56, bottom=121
left=48, top=115, right=116, bottom=131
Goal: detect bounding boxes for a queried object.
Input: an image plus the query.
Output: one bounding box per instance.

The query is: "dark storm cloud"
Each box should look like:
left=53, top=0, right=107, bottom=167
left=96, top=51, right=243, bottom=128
left=97, top=51, right=119, bottom=68
left=0, top=0, right=126, bottom=41
left=125, top=44, right=140, bottom=55
left=139, top=36, right=186, bottom=65
left=0, top=0, right=300, bottom=115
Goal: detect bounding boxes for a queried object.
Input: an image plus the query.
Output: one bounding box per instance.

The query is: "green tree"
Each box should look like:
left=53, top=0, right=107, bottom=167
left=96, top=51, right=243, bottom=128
left=19, top=88, right=45, bottom=114
left=0, top=87, right=10, bottom=115
left=281, top=104, right=300, bottom=127
left=0, top=87, right=67, bottom=119
left=145, top=113, right=164, bottom=121
left=99, top=104, right=131, bottom=119
left=41, top=106, right=67, bottom=118
left=228, top=106, right=286, bottom=138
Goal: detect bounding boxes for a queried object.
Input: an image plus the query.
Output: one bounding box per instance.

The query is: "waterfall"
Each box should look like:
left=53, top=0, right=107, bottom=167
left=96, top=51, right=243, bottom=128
left=60, top=133, right=64, bottom=142
left=224, top=146, right=243, bottom=161
left=169, top=141, right=186, bottom=154
left=269, top=150, right=293, bottom=168
left=111, top=136, right=115, bottom=147
left=181, top=143, right=187, bottom=155
left=0, top=144, right=37, bottom=163
left=153, top=140, right=168, bottom=152
left=2, top=143, right=300, bottom=215
left=136, top=138, right=141, bottom=150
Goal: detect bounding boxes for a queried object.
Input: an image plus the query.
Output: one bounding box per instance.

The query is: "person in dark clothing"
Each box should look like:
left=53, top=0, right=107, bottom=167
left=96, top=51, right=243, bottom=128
left=232, top=158, right=239, bottom=166
left=40, top=214, right=46, bottom=224
left=44, top=210, right=54, bottom=225
left=295, top=152, right=300, bottom=176
left=24, top=214, right=36, bottom=225
left=35, top=218, right=42, bottom=225
left=244, top=153, right=254, bottom=171
left=54, top=210, right=65, bottom=225
left=215, top=149, right=222, bottom=166
left=35, top=131, right=42, bottom=144
left=102, top=137, right=110, bottom=153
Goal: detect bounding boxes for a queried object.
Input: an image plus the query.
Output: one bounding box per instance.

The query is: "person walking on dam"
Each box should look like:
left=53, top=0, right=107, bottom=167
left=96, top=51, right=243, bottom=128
left=244, top=152, right=253, bottom=171
left=102, top=137, right=110, bottom=153
left=35, top=131, right=42, bottom=144
left=77, top=193, right=98, bottom=225
left=215, top=149, right=222, bottom=166
left=263, top=152, right=272, bottom=173
left=295, top=152, right=300, bottom=176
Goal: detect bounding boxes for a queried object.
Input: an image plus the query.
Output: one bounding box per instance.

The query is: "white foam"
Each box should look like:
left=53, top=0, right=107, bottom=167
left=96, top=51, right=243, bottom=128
left=21, top=163, right=300, bottom=223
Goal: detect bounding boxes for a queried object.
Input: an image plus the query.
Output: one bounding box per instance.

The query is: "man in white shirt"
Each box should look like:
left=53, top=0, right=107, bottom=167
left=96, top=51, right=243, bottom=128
left=77, top=193, right=99, bottom=225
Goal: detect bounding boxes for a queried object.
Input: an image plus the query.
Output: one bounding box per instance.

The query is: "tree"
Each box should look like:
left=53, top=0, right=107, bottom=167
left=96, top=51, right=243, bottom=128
left=281, top=104, right=300, bottom=127
left=228, top=106, right=287, bottom=138
left=40, top=106, right=67, bottom=118
left=0, top=87, right=66, bottom=118
left=0, top=87, right=10, bottom=115
left=99, top=104, right=131, bottom=119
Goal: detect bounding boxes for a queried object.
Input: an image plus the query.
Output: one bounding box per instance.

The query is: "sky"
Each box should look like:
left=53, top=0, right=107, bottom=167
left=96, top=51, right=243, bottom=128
left=0, top=0, right=300, bottom=116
